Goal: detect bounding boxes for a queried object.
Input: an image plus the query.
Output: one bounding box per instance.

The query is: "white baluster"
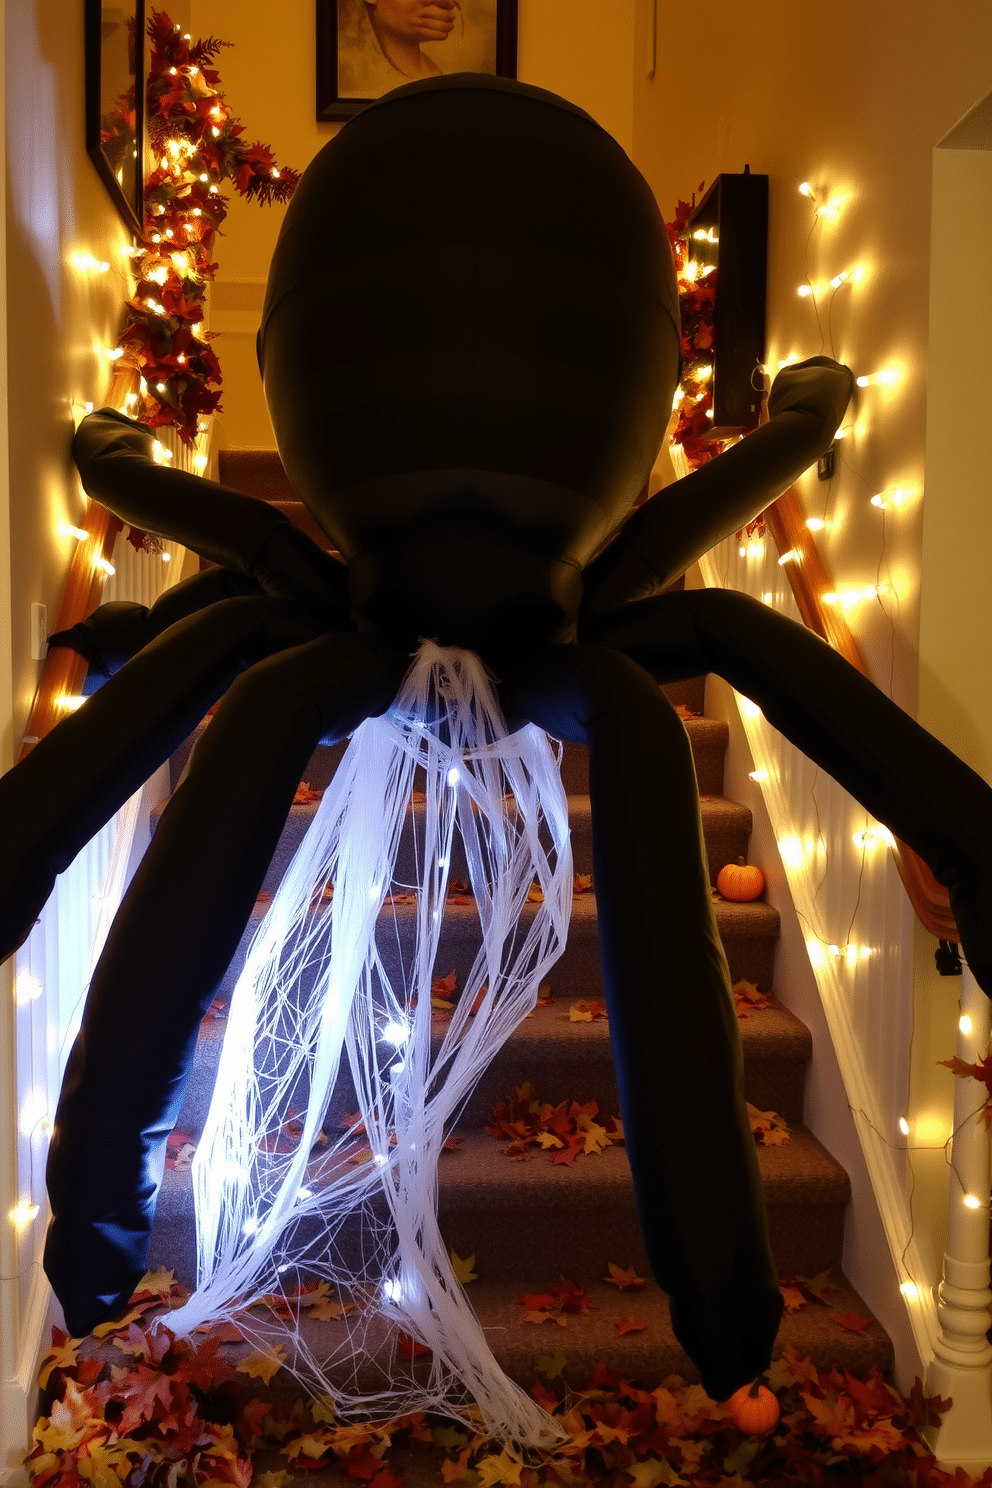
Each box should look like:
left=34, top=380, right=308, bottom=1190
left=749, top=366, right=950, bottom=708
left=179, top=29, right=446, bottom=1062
left=923, top=964, right=992, bottom=1467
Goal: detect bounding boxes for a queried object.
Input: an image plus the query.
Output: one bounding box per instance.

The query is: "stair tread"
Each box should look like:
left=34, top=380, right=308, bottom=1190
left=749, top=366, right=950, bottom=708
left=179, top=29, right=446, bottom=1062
left=78, top=1262, right=892, bottom=1416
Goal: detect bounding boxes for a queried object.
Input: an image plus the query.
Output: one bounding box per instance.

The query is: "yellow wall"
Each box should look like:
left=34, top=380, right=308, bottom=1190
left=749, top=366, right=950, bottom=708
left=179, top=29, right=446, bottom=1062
left=192, top=0, right=637, bottom=449
left=632, top=0, right=992, bottom=720
left=3, top=0, right=189, bottom=756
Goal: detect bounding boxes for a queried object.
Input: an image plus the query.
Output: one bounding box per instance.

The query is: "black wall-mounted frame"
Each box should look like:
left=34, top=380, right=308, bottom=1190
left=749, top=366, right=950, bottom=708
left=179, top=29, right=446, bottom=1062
left=317, top=0, right=518, bottom=121
left=685, top=169, right=768, bottom=438
left=85, top=0, right=146, bottom=237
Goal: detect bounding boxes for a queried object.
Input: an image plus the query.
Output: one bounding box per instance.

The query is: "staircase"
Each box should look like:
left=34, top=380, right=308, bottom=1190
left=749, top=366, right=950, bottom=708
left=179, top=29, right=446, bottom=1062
left=137, top=448, right=894, bottom=1429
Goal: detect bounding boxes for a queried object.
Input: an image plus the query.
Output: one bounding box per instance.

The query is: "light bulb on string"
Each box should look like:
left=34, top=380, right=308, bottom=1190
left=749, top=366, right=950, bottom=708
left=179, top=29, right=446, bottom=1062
left=857, top=369, right=898, bottom=388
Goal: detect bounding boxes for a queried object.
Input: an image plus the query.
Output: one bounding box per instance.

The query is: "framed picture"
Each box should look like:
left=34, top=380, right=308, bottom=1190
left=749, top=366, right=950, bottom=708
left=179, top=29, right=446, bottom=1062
left=317, top=0, right=518, bottom=120
left=85, top=0, right=146, bottom=236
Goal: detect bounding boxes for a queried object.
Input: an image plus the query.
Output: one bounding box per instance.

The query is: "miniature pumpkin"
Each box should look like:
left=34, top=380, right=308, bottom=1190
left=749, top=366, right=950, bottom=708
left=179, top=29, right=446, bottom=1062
left=726, top=1379, right=780, bottom=1435
left=716, top=856, right=765, bottom=901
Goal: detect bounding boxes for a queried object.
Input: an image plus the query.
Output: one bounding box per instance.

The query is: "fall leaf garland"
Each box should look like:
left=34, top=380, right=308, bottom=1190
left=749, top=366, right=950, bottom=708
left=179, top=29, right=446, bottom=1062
left=115, top=10, right=300, bottom=452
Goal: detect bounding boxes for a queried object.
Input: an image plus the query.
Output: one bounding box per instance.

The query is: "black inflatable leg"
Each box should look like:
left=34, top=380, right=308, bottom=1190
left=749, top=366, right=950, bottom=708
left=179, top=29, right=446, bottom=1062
left=43, top=631, right=408, bottom=1338
left=583, top=589, right=992, bottom=995
left=500, top=644, right=783, bottom=1403
left=0, top=597, right=334, bottom=963
left=47, top=567, right=265, bottom=687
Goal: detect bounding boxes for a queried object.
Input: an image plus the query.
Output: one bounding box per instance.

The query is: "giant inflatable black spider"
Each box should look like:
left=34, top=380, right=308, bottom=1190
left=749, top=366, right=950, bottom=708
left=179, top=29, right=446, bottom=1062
left=2, top=74, right=990, bottom=1405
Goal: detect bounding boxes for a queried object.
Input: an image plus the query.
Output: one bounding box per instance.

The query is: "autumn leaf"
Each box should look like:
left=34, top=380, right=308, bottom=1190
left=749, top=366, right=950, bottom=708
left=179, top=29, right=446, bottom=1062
left=255, top=1473, right=292, bottom=1488
left=397, top=1332, right=432, bottom=1359
left=625, top=1459, right=683, bottom=1487
left=535, top=1351, right=567, bottom=1380
left=310, top=1297, right=355, bottom=1323
left=830, top=1309, right=872, bottom=1332
left=450, top=1250, right=478, bottom=1285
left=614, top=1316, right=646, bottom=1335
left=568, top=1001, right=608, bottom=1022
left=780, top=1283, right=807, bottom=1312
left=91, top=1307, right=146, bottom=1338
left=747, top=1101, right=791, bottom=1145
left=603, top=1262, right=647, bottom=1290
left=733, top=978, right=772, bottom=1017
left=795, top=1268, right=842, bottom=1305
left=527, top=882, right=545, bottom=902
left=37, top=1330, right=80, bottom=1390
left=573, top=874, right=593, bottom=895
left=131, top=1267, right=177, bottom=1301
left=236, top=1347, right=286, bottom=1383
left=474, top=1447, right=524, bottom=1486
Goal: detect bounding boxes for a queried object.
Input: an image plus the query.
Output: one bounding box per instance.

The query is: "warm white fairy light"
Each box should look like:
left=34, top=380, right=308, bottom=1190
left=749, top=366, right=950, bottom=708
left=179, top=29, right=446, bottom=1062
left=963, top=1194, right=986, bottom=1210
left=900, top=1280, right=922, bottom=1298
left=194, top=453, right=208, bottom=472
left=959, top=1014, right=973, bottom=1036
left=857, top=369, right=898, bottom=388
left=778, top=835, right=804, bottom=869
left=102, top=345, right=124, bottom=359
left=899, top=1117, right=910, bottom=1136
left=9, top=1201, right=40, bottom=1231
left=806, top=517, right=825, bottom=532
left=798, top=181, right=814, bottom=198
left=777, top=548, right=800, bottom=565
left=19, top=1090, right=49, bottom=1138
left=60, top=523, right=90, bottom=541
left=94, top=556, right=116, bottom=576
left=748, top=769, right=768, bottom=782
left=15, top=973, right=43, bottom=1005
left=70, top=253, right=110, bottom=274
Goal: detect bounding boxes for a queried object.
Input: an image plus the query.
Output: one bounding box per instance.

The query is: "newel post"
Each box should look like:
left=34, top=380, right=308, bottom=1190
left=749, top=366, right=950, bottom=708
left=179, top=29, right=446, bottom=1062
left=923, top=964, right=992, bottom=1467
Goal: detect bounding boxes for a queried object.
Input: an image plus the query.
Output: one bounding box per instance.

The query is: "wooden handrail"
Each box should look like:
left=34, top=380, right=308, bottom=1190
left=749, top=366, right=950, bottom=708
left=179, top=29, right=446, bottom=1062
left=764, top=471, right=958, bottom=943
left=17, top=369, right=138, bottom=762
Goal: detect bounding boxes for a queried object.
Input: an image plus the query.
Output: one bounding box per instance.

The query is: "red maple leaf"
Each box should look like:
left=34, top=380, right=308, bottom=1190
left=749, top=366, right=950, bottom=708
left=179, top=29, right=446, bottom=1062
left=830, top=1310, right=872, bottom=1332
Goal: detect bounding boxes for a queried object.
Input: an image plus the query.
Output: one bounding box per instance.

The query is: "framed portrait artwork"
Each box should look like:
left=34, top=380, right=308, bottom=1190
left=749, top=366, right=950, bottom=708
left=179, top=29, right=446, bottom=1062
left=85, top=0, right=146, bottom=236
left=317, top=0, right=518, bottom=120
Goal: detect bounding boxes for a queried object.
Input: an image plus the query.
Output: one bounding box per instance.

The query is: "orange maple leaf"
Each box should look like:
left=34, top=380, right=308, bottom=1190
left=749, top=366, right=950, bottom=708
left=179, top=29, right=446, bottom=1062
left=603, top=1262, right=647, bottom=1290
left=614, top=1316, right=646, bottom=1334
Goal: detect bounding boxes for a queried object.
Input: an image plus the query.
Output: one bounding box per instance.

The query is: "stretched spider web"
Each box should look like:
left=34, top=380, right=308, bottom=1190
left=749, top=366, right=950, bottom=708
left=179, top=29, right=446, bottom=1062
left=160, top=641, right=573, bottom=1448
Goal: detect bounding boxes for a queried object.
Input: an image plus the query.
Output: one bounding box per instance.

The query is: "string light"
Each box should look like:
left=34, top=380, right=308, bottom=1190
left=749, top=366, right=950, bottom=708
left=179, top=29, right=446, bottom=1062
left=748, top=769, right=768, bottom=782
left=899, top=1117, right=910, bottom=1136
left=94, top=556, right=116, bottom=577
left=60, top=524, right=90, bottom=541
left=959, top=1014, right=973, bottom=1036
left=870, top=487, right=908, bottom=509
left=15, top=973, right=43, bottom=1005
left=56, top=695, right=86, bottom=710
left=194, top=453, right=208, bottom=472
left=856, top=369, right=898, bottom=388
left=102, top=345, right=124, bottom=359
left=9, top=1200, right=40, bottom=1231
left=806, top=517, right=825, bottom=532
left=69, top=253, right=110, bottom=274
left=777, top=549, right=800, bottom=565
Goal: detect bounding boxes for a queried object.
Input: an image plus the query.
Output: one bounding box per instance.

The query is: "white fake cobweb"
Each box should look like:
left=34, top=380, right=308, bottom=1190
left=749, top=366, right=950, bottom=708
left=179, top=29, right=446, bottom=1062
left=159, top=642, right=573, bottom=1448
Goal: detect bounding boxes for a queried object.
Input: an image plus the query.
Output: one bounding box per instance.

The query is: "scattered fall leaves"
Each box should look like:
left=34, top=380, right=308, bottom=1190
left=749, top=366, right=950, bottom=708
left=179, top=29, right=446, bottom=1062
left=603, top=1263, right=647, bottom=1291
left=487, top=1082, right=623, bottom=1164
left=27, top=1263, right=967, bottom=1488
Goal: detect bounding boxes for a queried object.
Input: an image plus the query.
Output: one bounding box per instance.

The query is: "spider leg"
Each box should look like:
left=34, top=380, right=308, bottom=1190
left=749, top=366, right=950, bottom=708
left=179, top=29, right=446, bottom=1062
left=582, top=588, right=992, bottom=994
left=0, top=596, right=338, bottom=963
left=42, top=631, right=408, bottom=1339
left=500, top=643, right=783, bottom=1403
left=47, top=566, right=266, bottom=687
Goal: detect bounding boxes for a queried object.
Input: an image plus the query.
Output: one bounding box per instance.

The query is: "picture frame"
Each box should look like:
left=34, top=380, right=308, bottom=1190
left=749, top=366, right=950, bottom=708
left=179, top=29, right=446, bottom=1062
left=684, top=168, right=768, bottom=439
left=317, top=0, right=518, bottom=121
left=85, top=0, right=146, bottom=237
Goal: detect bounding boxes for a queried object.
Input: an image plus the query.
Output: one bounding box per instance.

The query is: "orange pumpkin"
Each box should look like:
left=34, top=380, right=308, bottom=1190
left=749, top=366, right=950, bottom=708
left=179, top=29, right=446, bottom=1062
left=726, top=1379, right=780, bottom=1435
left=716, top=857, right=765, bottom=902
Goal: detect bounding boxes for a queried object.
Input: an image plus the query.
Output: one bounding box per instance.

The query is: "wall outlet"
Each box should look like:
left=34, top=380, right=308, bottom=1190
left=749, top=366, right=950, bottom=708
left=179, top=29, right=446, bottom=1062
left=30, top=602, right=48, bottom=661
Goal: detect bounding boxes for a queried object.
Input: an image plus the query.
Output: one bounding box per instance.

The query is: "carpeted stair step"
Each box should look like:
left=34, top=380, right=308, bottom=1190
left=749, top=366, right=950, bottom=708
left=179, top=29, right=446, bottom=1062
left=169, top=892, right=782, bottom=1142
left=149, top=1119, right=849, bottom=1297
left=174, top=979, right=806, bottom=1146
left=165, top=687, right=717, bottom=797
left=149, top=787, right=753, bottom=897
left=80, top=1260, right=892, bottom=1414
